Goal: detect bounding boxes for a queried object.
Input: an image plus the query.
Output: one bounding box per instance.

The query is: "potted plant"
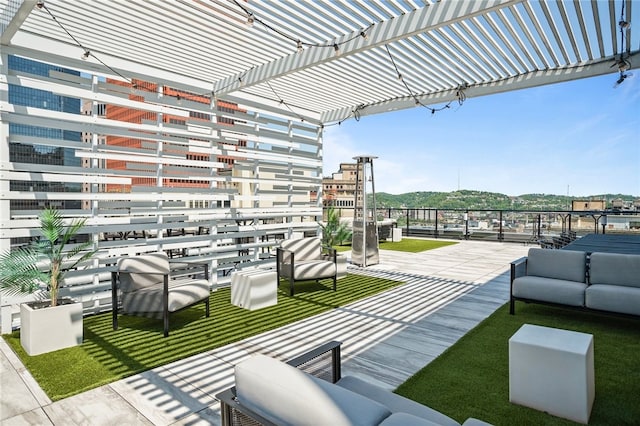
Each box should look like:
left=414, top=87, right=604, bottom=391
left=0, top=208, right=97, bottom=355
left=319, top=206, right=352, bottom=279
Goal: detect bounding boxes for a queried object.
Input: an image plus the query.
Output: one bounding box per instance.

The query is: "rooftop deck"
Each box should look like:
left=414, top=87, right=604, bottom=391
left=1, top=240, right=529, bottom=425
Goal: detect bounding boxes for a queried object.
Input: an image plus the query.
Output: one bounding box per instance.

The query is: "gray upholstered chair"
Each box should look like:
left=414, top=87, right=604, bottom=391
left=111, top=252, right=210, bottom=337
left=276, top=237, right=337, bottom=296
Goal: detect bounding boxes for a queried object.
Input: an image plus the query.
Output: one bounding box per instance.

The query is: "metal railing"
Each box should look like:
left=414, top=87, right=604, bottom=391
left=328, top=207, right=640, bottom=244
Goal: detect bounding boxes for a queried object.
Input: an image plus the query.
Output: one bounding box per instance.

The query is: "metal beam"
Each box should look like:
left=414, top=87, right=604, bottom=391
left=321, top=52, right=639, bottom=123
left=0, top=0, right=38, bottom=45
left=214, top=0, right=522, bottom=96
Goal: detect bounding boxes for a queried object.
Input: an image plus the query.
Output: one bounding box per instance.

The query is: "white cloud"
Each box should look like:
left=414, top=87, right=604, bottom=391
left=322, top=126, right=360, bottom=176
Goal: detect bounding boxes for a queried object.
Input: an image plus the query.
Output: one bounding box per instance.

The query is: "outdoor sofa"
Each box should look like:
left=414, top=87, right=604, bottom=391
left=217, top=340, right=491, bottom=426
left=510, top=248, right=640, bottom=316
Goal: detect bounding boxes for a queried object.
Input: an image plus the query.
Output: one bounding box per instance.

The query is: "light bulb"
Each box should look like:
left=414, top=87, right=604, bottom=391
left=618, top=59, right=631, bottom=72
left=333, top=43, right=340, bottom=56
left=246, top=13, right=254, bottom=27
left=35, top=1, right=44, bottom=9
left=297, top=40, right=303, bottom=53
left=81, top=50, right=90, bottom=60
left=360, top=31, right=368, bottom=40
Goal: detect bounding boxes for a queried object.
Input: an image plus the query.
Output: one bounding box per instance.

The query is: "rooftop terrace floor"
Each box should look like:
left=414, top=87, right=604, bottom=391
left=1, top=239, right=529, bottom=425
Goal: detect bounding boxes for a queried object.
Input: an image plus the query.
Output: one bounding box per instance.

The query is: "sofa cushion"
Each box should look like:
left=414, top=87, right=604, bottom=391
left=235, top=354, right=391, bottom=426
left=337, top=375, right=460, bottom=426
left=291, top=259, right=337, bottom=280
left=585, top=284, right=640, bottom=316
left=526, top=248, right=587, bottom=283
left=378, top=412, right=443, bottom=426
left=461, top=419, right=494, bottom=426
left=281, top=237, right=323, bottom=260
left=122, top=278, right=209, bottom=316
left=512, top=276, right=587, bottom=307
left=589, top=253, right=640, bottom=288
left=117, top=252, right=170, bottom=292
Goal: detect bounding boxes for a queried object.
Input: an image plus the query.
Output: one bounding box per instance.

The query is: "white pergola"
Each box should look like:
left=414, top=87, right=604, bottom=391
left=1, top=0, right=637, bottom=124
left=0, top=0, right=637, bottom=330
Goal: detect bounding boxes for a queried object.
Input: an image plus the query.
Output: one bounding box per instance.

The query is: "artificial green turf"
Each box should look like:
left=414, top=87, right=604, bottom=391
left=378, top=238, right=457, bottom=253
left=3, top=273, right=402, bottom=401
left=395, top=303, right=640, bottom=426
left=334, top=238, right=457, bottom=253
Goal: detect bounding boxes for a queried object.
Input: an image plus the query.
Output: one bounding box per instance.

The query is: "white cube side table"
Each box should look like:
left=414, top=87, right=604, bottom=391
left=231, top=269, right=278, bottom=311
left=509, top=324, right=595, bottom=424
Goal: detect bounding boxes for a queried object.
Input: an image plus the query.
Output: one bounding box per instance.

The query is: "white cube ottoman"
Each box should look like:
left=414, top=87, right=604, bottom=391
left=509, top=324, right=594, bottom=424
left=231, top=269, right=278, bottom=311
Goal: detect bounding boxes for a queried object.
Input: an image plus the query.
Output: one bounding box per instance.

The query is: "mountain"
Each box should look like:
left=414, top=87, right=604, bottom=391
left=374, top=190, right=637, bottom=210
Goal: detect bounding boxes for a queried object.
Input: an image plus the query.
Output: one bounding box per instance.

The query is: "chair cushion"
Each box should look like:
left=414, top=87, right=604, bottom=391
left=235, top=354, right=391, bottom=426
left=117, top=252, right=170, bottom=292
left=378, top=412, right=443, bottom=426
left=337, top=375, right=460, bottom=426
left=526, top=248, right=587, bottom=283
left=292, top=260, right=337, bottom=281
left=122, top=278, right=209, bottom=316
left=512, top=276, right=587, bottom=307
left=585, top=284, right=640, bottom=316
left=281, top=237, right=323, bottom=261
left=589, top=252, right=640, bottom=288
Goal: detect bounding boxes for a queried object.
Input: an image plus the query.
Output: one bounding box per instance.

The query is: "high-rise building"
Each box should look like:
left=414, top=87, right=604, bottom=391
left=7, top=55, right=82, bottom=211
left=104, top=79, right=247, bottom=209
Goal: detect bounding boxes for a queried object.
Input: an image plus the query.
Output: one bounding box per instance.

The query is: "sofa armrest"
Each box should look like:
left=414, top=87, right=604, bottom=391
left=216, top=340, right=343, bottom=426
left=276, top=247, right=295, bottom=280
left=509, top=256, right=527, bottom=315
left=168, top=260, right=210, bottom=281
left=217, top=387, right=277, bottom=426
left=510, top=256, right=527, bottom=283
left=286, top=340, right=342, bottom=383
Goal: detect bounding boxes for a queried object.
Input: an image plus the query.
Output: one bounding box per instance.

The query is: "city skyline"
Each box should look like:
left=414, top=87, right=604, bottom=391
left=323, top=72, right=640, bottom=197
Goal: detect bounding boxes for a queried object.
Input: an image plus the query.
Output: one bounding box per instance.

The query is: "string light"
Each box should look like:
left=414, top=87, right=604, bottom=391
left=613, top=2, right=632, bottom=86
left=384, top=44, right=466, bottom=116
left=232, top=0, right=373, bottom=55
left=38, top=0, right=469, bottom=128
left=264, top=80, right=307, bottom=122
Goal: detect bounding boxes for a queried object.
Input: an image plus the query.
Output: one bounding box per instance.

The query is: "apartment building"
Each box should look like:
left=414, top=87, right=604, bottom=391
left=322, top=162, right=358, bottom=217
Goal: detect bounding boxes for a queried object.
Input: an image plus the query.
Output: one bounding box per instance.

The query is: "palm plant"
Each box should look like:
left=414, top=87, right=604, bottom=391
left=319, top=206, right=352, bottom=248
left=0, top=208, right=96, bottom=307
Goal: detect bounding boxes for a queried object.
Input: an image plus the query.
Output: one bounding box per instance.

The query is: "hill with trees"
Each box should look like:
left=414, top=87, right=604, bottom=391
left=374, top=190, right=637, bottom=210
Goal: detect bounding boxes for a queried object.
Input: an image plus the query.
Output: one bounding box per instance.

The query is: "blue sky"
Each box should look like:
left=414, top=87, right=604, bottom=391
left=323, top=72, right=639, bottom=197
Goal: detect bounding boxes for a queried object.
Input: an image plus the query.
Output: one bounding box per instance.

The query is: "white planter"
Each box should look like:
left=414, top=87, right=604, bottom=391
left=20, top=299, right=83, bottom=356
left=336, top=254, right=348, bottom=279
